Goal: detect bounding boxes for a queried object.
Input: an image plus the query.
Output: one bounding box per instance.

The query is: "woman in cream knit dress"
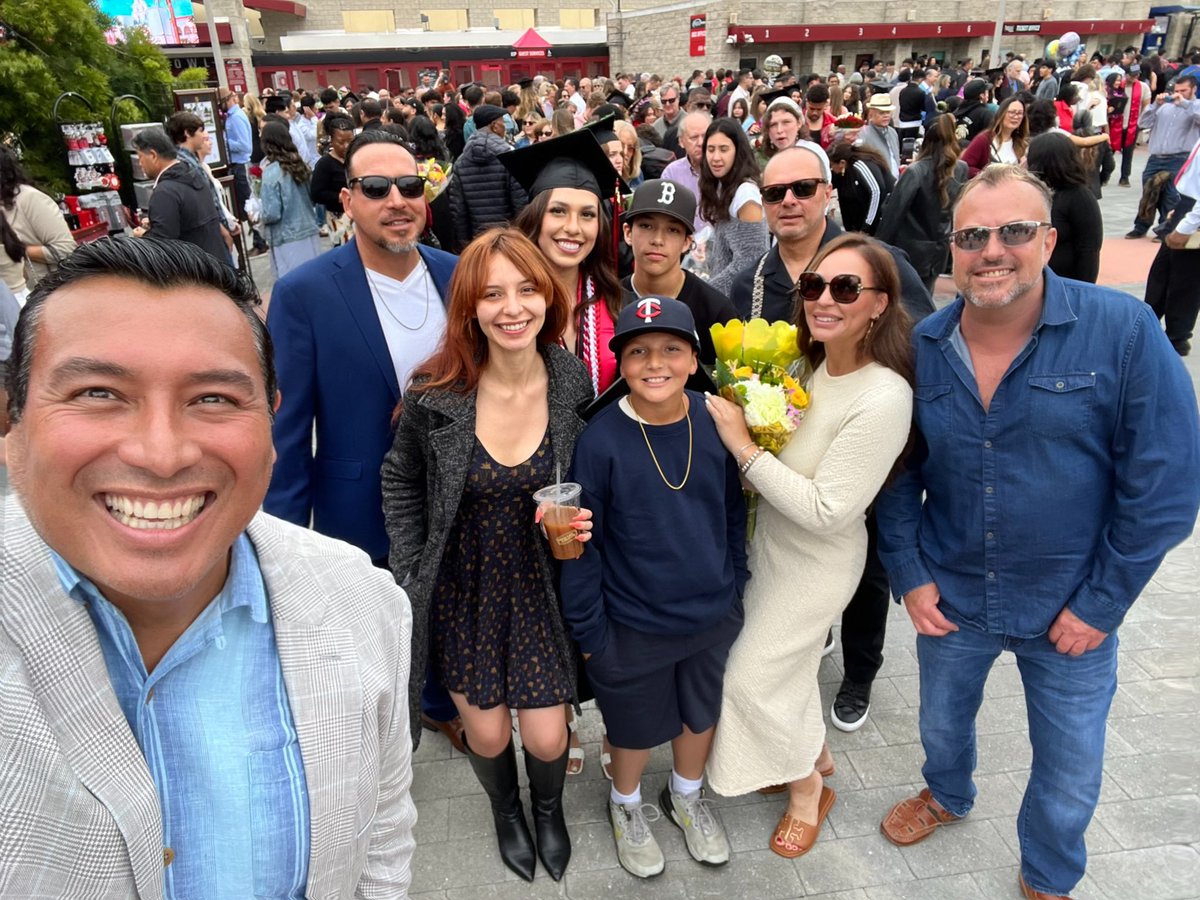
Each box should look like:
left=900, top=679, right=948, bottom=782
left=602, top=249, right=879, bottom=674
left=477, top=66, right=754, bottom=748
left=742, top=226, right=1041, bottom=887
left=704, top=233, right=915, bottom=857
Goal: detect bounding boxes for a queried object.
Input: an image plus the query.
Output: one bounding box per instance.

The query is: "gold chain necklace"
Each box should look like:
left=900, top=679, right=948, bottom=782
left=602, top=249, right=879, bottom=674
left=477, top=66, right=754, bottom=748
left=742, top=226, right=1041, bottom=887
left=629, top=395, right=692, bottom=491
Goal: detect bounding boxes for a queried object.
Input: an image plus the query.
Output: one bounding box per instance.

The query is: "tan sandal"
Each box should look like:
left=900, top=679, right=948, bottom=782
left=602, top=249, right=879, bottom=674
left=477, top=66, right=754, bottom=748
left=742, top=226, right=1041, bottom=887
left=770, top=786, right=836, bottom=858
left=880, top=787, right=962, bottom=846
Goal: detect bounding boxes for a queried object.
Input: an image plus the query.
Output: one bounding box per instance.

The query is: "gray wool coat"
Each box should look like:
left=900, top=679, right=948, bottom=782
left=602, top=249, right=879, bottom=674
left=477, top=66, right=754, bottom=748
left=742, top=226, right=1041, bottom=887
left=381, top=343, right=595, bottom=748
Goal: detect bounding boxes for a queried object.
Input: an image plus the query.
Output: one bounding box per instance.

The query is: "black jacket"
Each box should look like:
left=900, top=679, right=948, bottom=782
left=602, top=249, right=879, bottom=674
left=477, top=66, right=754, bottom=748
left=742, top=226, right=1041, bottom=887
left=447, top=131, right=528, bottom=251
left=728, top=219, right=935, bottom=324
left=147, top=162, right=229, bottom=264
left=831, top=157, right=896, bottom=234
left=954, top=100, right=994, bottom=145
left=875, top=159, right=969, bottom=283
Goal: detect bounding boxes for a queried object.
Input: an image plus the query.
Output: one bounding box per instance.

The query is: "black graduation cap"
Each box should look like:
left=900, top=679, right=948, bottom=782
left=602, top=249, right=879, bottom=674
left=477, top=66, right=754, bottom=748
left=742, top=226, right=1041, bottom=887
left=606, top=90, right=631, bottom=108
left=341, top=91, right=360, bottom=105
left=759, top=86, right=802, bottom=114
left=499, top=122, right=629, bottom=200
left=582, top=113, right=621, bottom=146
left=517, top=77, right=534, bottom=90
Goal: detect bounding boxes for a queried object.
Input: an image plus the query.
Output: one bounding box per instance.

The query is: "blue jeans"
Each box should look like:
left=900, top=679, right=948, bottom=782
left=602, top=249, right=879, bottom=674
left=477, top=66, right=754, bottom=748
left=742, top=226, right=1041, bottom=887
left=1133, top=151, right=1189, bottom=234
left=916, top=626, right=1118, bottom=896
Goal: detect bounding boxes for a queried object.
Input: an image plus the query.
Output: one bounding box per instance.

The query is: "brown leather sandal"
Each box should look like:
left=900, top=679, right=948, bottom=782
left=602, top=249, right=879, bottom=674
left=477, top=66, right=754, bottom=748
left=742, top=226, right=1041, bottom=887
left=770, top=786, right=836, bottom=858
left=879, top=787, right=962, bottom=846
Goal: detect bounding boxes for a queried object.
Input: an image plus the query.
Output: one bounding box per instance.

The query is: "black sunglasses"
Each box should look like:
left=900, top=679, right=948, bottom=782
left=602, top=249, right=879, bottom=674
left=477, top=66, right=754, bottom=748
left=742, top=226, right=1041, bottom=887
left=539, top=129, right=553, bottom=137
left=761, top=179, right=827, bottom=204
left=349, top=175, right=426, bottom=200
left=796, top=272, right=884, bottom=303
left=950, top=220, right=1050, bottom=251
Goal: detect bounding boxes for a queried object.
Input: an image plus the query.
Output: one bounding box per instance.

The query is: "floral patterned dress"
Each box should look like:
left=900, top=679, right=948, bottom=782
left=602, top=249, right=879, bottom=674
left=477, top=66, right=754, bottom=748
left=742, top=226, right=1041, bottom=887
left=429, top=430, right=573, bottom=710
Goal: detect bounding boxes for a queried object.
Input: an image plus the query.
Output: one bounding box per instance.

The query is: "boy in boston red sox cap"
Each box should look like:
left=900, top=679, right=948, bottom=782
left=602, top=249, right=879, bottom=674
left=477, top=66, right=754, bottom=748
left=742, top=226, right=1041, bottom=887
left=561, top=295, right=749, bottom=879
left=620, top=180, right=739, bottom=364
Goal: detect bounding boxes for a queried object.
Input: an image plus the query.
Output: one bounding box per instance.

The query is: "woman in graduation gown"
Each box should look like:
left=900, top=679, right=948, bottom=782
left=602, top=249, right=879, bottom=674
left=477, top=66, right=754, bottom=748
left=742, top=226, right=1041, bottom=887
left=503, top=128, right=629, bottom=396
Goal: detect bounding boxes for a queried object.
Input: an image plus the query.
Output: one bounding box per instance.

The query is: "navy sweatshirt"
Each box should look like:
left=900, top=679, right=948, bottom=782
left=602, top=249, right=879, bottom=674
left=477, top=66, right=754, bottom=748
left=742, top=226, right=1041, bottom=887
left=561, top=391, right=750, bottom=655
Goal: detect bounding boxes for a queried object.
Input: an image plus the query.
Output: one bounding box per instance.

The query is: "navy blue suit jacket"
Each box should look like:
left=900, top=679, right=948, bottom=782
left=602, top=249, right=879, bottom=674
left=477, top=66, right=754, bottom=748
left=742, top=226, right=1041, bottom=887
left=265, top=239, right=458, bottom=561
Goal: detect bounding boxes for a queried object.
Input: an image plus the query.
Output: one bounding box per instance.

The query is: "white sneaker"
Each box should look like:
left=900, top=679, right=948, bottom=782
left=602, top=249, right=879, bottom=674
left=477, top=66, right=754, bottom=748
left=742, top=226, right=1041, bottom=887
left=608, top=799, right=665, bottom=878
left=660, top=786, right=730, bottom=866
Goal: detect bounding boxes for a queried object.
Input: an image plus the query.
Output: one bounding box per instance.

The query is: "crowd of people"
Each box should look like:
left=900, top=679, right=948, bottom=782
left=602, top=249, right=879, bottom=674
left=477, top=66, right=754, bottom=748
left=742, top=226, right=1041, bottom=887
left=2, top=46, right=1200, bottom=900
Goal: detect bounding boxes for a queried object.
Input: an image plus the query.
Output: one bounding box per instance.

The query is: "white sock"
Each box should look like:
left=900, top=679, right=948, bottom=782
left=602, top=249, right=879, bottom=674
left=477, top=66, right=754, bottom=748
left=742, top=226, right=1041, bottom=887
left=611, top=784, right=641, bottom=807
left=671, top=770, right=704, bottom=797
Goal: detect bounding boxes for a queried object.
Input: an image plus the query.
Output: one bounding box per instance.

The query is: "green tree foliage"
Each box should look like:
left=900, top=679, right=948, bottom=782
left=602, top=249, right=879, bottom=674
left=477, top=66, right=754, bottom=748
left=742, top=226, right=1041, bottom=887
left=174, top=66, right=213, bottom=89
left=0, top=0, right=174, bottom=194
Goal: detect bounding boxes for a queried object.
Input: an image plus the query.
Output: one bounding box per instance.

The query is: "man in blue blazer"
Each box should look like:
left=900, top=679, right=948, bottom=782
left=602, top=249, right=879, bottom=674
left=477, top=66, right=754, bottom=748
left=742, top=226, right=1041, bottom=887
left=266, top=131, right=464, bottom=747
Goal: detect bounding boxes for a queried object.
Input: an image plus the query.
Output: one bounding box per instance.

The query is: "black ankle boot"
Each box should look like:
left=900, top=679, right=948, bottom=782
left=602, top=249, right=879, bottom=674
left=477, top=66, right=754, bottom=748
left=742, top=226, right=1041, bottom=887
left=524, top=744, right=572, bottom=881
left=466, top=739, right=536, bottom=881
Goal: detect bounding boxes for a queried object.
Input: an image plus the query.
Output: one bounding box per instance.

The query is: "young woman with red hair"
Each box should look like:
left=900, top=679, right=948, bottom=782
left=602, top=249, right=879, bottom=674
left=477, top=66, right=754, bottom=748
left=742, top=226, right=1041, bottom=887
left=381, top=227, right=594, bottom=883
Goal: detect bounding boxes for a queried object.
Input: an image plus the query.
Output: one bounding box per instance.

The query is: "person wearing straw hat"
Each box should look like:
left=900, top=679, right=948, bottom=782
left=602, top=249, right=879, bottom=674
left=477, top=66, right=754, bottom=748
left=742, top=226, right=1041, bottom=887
left=857, top=94, right=901, bottom=179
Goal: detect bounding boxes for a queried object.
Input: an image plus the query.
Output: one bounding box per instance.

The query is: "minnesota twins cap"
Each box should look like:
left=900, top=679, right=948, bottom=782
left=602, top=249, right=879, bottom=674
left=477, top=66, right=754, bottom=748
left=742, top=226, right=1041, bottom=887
left=626, top=179, right=697, bottom=233
left=610, top=295, right=701, bottom=356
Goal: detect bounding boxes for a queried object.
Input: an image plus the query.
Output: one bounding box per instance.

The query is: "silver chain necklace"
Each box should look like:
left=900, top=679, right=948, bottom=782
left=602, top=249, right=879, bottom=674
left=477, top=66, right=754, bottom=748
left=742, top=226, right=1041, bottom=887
left=365, top=262, right=432, bottom=331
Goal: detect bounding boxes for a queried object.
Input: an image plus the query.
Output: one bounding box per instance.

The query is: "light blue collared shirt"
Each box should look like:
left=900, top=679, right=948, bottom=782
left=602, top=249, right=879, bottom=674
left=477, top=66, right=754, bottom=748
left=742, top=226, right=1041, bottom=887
left=52, top=534, right=310, bottom=899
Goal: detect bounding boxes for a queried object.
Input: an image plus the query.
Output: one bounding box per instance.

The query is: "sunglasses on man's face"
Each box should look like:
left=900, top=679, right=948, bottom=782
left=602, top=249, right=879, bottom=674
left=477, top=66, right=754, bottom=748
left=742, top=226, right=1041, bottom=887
left=949, top=220, right=1049, bottom=251
left=761, top=178, right=826, bottom=204
left=796, top=272, right=885, bottom=304
left=349, top=175, right=426, bottom=200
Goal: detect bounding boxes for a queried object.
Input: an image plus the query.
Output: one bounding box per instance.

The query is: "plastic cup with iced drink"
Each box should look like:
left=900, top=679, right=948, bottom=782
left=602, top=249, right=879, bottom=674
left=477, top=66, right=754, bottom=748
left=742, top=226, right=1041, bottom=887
left=533, top=482, right=584, bottom=560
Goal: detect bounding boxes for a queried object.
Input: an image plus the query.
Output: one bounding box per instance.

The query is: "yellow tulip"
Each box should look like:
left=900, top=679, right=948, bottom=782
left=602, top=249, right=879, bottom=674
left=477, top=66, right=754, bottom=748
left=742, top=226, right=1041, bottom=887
left=741, top=318, right=801, bottom=368
left=733, top=366, right=754, bottom=378
left=710, top=319, right=744, bottom=365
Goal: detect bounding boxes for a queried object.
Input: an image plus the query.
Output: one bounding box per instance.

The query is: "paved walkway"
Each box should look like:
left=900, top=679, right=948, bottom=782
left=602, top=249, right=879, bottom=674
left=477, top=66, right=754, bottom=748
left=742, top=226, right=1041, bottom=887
left=407, top=146, right=1200, bottom=900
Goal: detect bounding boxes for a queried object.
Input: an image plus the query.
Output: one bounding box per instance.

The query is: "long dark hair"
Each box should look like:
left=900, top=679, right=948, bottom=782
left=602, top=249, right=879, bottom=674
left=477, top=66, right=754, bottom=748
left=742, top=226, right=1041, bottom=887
left=794, top=233, right=914, bottom=387
left=0, top=146, right=32, bottom=263
left=827, top=139, right=891, bottom=174
left=260, top=120, right=309, bottom=184
left=699, top=117, right=761, bottom=224
left=513, top=189, right=622, bottom=322
left=915, top=113, right=963, bottom=206
left=443, top=103, right=467, bottom=158
left=989, top=96, right=1030, bottom=160
left=408, top=115, right=448, bottom=161
left=1026, top=131, right=1088, bottom=190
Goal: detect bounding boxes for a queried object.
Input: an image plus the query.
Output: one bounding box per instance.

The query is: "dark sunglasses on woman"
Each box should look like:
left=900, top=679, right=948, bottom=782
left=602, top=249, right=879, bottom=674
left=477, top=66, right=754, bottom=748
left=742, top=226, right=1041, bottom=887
left=796, top=272, right=885, bottom=304
left=348, top=175, right=427, bottom=200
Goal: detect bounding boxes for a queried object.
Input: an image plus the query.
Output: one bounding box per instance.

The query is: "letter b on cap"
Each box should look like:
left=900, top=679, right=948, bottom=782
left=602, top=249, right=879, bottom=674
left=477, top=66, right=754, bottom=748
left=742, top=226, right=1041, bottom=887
left=657, top=182, right=676, bottom=205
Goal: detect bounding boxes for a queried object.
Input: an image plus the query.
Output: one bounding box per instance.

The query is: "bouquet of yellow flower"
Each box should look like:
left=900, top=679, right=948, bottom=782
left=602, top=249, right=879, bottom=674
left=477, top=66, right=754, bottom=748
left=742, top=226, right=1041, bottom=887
left=710, top=318, right=810, bottom=540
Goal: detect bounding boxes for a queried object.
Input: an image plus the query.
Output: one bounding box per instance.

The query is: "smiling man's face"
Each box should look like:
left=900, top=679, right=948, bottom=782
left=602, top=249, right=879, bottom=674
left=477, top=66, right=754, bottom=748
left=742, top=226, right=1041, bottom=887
left=5, top=275, right=277, bottom=614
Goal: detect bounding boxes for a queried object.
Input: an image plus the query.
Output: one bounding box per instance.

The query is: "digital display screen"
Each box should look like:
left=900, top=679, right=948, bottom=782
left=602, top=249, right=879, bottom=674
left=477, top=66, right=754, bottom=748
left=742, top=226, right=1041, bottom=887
left=98, top=0, right=200, bottom=46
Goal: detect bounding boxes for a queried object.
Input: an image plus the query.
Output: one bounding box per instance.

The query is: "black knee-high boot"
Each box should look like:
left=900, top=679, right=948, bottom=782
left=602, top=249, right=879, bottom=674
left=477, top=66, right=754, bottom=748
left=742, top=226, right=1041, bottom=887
left=466, top=738, right=536, bottom=881
left=524, top=743, right=572, bottom=881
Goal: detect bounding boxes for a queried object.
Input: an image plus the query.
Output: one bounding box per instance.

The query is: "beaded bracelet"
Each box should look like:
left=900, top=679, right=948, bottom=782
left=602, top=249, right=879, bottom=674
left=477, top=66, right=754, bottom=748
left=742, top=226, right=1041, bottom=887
left=735, top=441, right=756, bottom=464
left=739, top=448, right=764, bottom=475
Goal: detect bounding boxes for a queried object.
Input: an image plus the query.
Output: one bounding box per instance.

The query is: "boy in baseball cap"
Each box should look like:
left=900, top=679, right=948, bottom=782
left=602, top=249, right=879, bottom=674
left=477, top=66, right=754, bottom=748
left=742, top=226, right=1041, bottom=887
left=562, top=295, right=749, bottom=879
left=621, top=179, right=738, bottom=364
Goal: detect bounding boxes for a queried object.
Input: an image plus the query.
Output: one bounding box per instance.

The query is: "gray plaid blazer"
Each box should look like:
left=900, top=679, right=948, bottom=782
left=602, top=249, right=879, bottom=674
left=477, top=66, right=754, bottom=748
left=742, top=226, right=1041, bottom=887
left=0, top=497, right=417, bottom=899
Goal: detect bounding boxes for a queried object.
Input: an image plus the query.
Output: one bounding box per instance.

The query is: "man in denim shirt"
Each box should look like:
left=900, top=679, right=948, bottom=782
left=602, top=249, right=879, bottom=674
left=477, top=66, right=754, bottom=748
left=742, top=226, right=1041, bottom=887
left=875, top=165, right=1200, bottom=900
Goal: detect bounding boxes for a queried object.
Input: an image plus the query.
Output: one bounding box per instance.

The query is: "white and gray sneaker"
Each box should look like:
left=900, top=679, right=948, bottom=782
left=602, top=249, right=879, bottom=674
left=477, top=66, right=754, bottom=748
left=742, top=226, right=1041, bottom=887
left=608, top=799, right=665, bottom=878
left=660, top=785, right=731, bottom=866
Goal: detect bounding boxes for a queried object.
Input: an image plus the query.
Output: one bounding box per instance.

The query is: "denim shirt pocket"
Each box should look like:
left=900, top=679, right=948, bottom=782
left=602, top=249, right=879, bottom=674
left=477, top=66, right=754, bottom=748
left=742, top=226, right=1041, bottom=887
left=1027, top=373, right=1096, bottom=438
left=914, top=382, right=954, bottom=441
